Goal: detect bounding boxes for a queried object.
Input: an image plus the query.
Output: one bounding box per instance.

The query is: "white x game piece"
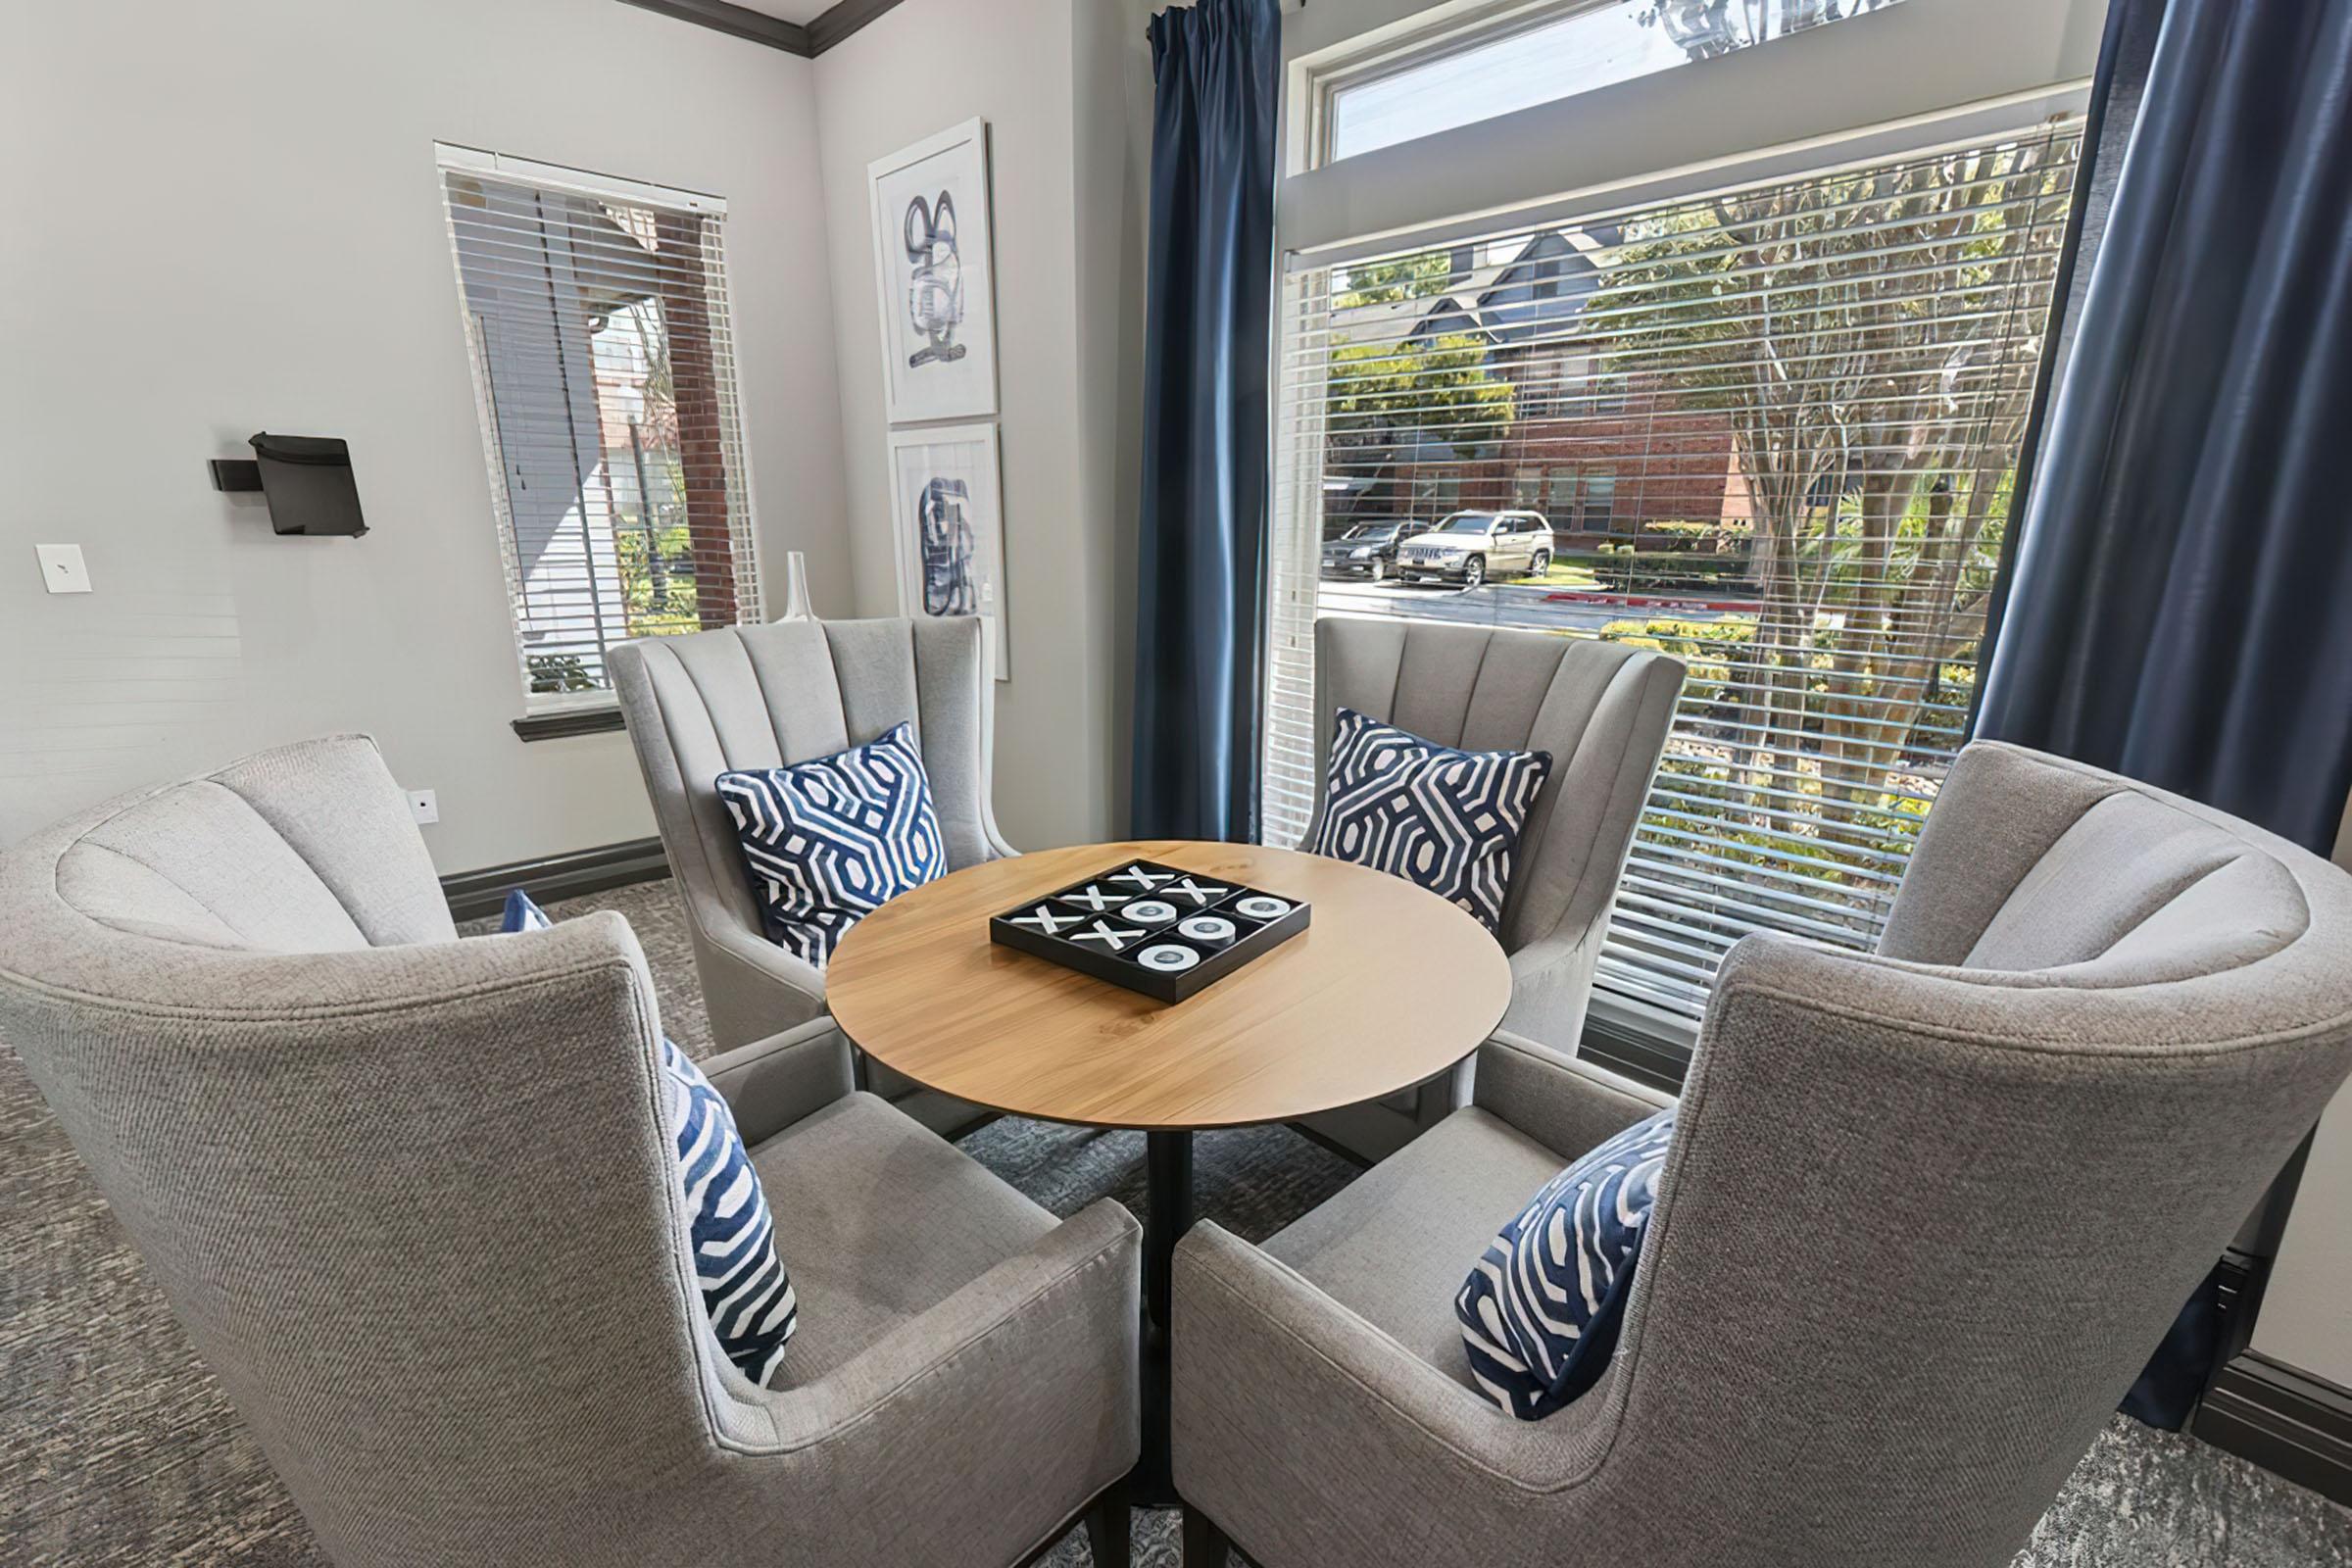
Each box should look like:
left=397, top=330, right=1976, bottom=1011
left=1166, top=877, right=1228, bottom=906
left=1069, top=920, right=1145, bottom=952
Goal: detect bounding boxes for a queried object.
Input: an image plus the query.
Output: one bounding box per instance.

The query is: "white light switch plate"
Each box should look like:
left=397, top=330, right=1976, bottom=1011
left=36, top=544, right=91, bottom=594
left=406, top=789, right=439, bottom=826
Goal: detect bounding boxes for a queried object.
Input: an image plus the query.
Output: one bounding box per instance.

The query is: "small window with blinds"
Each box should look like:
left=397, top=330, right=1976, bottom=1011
left=436, top=146, right=760, bottom=711
left=1267, top=125, right=2082, bottom=1023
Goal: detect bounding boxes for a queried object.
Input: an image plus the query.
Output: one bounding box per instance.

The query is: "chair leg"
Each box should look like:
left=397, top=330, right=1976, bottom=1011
left=1082, top=1480, right=1131, bottom=1568
left=1182, top=1506, right=1231, bottom=1568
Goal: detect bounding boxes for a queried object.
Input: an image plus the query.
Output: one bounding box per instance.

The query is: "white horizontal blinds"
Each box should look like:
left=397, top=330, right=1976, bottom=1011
left=442, top=165, right=760, bottom=707
left=1266, top=125, right=2082, bottom=1017
left=1267, top=267, right=1339, bottom=843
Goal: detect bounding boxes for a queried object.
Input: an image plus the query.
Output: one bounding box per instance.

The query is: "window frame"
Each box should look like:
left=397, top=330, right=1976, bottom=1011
left=1267, top=0, right=2104, bottom=1066
left=1306, top=0, right=1588, bottom=170
left=1280, top=0, right=2102, bottom=268
left=434, top=143, right=762, bottom=729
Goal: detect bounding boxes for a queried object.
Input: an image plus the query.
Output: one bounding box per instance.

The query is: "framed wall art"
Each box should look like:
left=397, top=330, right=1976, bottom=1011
left=887, top=422, right=1007, bottom=679
left=868, top=119, right=1000, bottom=424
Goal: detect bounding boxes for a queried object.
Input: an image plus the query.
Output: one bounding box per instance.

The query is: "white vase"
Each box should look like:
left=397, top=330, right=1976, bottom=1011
left=779, top=551, right=816, bottom=621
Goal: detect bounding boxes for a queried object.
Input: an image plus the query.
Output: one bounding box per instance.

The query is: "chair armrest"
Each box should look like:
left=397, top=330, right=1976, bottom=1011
left=708, top=1200, right=1142, bottom=1561
left=1173, top=1223, right=1610, bottom=1565
left=702, top=1017, right=853, bottom=1145
left=1473, top=1028, right=1675, bottom=1157
left=1498, top=922, right=1606, bottom=1046
left=695, top=914, right=828, bottom=1040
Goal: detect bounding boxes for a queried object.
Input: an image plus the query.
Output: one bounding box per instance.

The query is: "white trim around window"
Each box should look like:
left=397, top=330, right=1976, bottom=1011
left=1280, top=0, right=2104, bottom=265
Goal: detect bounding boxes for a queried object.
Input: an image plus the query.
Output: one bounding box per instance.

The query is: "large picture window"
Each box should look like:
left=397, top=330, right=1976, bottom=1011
left=1267, top=126, right=2082, bottom=1020
left=437, top=146, right=760, bottom=712
left=1320, top=0, right=1919, bottom=166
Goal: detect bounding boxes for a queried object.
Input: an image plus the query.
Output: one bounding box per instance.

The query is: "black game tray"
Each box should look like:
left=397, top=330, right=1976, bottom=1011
left=988, top=858, right=1312, bottom=1004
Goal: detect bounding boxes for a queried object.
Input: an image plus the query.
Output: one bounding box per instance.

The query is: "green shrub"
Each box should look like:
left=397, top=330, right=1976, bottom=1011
left=1598, top=615, right=1754, bottom=709
left=526, top=653, right=597, bottom=695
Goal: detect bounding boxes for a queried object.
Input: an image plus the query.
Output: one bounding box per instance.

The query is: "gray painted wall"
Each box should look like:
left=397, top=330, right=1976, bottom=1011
left=0, top=0, right=854, bottom=873
left=809, top=0, right=1153, bottom=850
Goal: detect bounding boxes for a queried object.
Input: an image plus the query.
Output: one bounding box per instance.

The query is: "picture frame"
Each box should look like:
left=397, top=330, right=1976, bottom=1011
left=868, top=119, right=1000, bottom=424
left=887, top=422, right=1007, bottom=679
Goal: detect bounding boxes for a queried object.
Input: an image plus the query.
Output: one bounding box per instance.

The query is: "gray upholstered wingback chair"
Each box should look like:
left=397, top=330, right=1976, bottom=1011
left=0, top=736, right=1140, bottom=1568
left=1174, top=740, right=2352, bottom=1567
left=1297, top=615, right=1683, bottom=1161
left=610, top=615, right=1013, bottom=1136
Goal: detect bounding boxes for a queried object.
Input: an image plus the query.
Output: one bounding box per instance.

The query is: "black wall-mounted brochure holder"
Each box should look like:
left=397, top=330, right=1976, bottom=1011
left=211, top=433, right=368, bottom=537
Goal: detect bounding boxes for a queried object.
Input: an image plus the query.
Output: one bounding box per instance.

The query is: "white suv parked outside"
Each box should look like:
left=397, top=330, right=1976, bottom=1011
left=1396, top=511, right=1552, bottom=588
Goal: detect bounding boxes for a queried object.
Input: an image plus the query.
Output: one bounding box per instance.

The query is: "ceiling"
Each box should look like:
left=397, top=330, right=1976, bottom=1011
left=727, top=0, right=833, bottom=22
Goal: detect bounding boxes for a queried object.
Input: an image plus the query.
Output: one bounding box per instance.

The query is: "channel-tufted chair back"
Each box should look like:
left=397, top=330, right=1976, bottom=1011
left=610, top=616, right=1012, bottom=1131
left=0, top=737, right=731, bottom=1564
left=1305, top=615, right=1682, bottom=957
left=1298, top=615, right=1684, bottom=1158
left=1587, top=741, right=2352, bottom=1563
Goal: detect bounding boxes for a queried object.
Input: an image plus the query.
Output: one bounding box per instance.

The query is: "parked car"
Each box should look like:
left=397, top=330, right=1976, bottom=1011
left=1319, top=519, right=1411, bottom=582
left=1396, top=511, right=1552, bottom=588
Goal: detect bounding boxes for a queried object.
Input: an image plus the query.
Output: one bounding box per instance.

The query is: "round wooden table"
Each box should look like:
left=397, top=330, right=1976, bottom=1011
left=827, top=839, right=1511, bottom=1504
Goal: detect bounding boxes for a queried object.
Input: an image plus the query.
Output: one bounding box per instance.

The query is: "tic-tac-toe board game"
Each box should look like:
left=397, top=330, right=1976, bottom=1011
left=989, top=859, right=1311, bottom=1004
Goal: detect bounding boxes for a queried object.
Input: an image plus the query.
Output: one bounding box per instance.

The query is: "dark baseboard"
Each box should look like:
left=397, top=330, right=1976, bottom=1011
left=512, top=707, right=626, bottom=742
left=2192, top=1352, right=2352, bottom=1507
left=441, top=837, right=670, bottom=922
left=1578, top=1011, right=1691, bottom=1096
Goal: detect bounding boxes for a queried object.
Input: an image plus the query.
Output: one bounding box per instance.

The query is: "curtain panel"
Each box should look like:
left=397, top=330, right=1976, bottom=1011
left=1130, top=0, right=1282, bottom=842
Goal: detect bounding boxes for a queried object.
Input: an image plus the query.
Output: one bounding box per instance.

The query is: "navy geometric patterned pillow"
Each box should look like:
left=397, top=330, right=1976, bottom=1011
left=503, top=891, right=798, bottom=1384
left=714, top=720, right=947, bottom=967
left=1309, top=708, right=1552, bottom=932
left=1455, top=1107, right=1675, bottom=1420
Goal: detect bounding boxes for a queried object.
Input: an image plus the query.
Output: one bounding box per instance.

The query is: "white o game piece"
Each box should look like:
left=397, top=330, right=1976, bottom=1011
left=1123, top=900, right=1179, bottom=925
left=1178, top=915, right=1236, bottom=944
left=1234, top=895, right=1291, bottom=921
left=1138, top=943, right=1200, bottom=973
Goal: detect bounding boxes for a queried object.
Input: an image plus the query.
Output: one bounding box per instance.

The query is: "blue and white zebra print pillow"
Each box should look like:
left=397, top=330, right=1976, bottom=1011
left=503, top=892, right=798, bottom=1384
left=659, top=1036, right=798, bottom=1384
left=1310, top=708, right=1551, bottom=932
left=715, top=720, right=946, bottom=967
left=1455, top=1107, right=1676, bottom=1419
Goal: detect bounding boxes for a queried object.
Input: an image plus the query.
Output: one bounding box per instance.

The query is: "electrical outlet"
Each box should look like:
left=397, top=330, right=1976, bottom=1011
left=36, top=544, right=91, bottom=594
left=406, top=789, right=439, bottom=826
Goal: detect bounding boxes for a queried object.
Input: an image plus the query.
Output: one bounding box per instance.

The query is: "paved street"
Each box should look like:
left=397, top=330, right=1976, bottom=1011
left=1315, top=575, right=1738, bottom=635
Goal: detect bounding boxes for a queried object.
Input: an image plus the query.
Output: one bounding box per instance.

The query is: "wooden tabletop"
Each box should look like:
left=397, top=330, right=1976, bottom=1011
left=825, top=840, right=1512, bottom=1131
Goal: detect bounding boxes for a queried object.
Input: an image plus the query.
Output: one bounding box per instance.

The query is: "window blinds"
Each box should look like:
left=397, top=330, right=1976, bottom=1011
left=1267, top=125, right=2082, bottom=1021
left=438, top=150, right=760, bottom=708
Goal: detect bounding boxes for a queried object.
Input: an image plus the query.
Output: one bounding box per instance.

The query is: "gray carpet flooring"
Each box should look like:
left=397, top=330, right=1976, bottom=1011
left=2, top=876, right=2345, bottom=1566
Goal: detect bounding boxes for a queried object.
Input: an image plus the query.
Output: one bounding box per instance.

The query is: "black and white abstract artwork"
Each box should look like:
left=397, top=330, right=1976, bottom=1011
left=888, top=421, right=1007, bottom=678
left=868, top=118, right=999, bottom=423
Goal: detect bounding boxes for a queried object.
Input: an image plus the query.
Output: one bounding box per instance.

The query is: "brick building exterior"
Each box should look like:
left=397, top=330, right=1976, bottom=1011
left=1320, top=230, right=1753, bottom=549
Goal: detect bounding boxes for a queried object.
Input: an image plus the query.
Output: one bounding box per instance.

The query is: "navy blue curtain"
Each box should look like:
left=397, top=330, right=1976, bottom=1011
left=1977, top=0, right=2352, bottom=1431
left=1131, top=0, right=1281, bottom=842
left=1977, top=0, right=2352, bottom=855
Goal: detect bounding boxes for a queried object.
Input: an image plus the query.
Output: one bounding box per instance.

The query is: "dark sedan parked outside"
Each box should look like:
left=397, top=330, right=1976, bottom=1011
left=1320, top=519, right=1411, bottom=582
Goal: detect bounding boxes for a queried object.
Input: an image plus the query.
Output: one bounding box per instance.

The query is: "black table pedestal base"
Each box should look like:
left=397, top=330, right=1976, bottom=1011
left=1130, top=1128, right=1195, bottom=1507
